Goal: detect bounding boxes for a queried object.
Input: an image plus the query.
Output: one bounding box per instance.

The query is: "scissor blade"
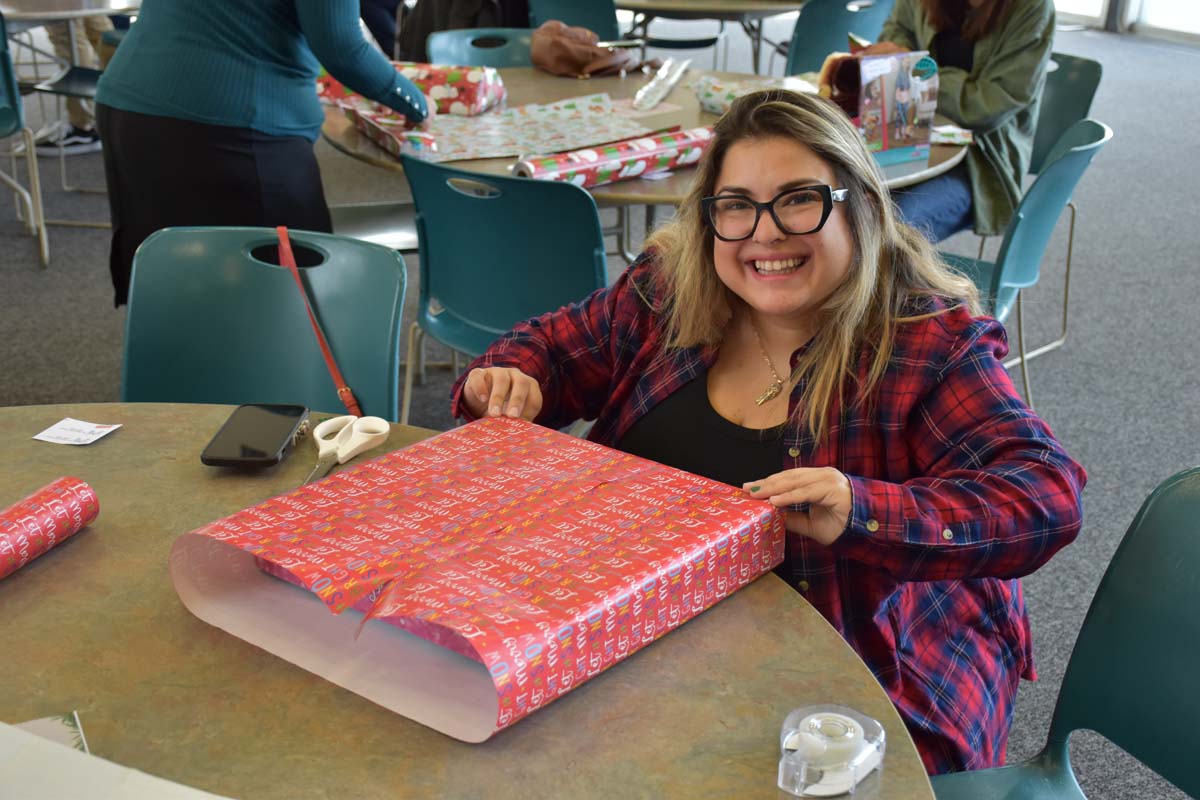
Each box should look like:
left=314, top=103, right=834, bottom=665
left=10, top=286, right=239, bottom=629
left=303, top=456, right=337, bottom=485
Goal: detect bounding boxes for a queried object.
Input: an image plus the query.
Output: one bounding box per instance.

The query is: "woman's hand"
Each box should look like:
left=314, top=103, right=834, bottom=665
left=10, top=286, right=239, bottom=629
left=416, top=93, right=436, bottom=131
left=859, top=41, right=909, bottom=56
left=743, top=467, right=853, bottom=546
left=461, top=367, right=543, bottom=421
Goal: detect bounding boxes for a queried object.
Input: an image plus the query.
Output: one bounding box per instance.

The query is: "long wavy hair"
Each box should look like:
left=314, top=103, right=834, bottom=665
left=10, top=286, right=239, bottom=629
left=922, top=0, right=1014, bottom=42
left=646, top=89, right=981, bottom=442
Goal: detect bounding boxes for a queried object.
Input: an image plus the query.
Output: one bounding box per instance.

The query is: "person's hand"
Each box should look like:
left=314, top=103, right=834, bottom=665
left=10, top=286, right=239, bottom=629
left=743, top=467, right=853, bottom=546
left=461, top=367, right=543, bottom=421
left=415, top=93, right=436, bottom=131
left=858, top=41, right=909, bottom=56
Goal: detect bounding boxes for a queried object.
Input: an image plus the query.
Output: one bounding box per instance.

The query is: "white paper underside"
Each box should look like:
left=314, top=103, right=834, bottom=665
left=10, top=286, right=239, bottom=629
left=169, top=534, right=499, bottom=742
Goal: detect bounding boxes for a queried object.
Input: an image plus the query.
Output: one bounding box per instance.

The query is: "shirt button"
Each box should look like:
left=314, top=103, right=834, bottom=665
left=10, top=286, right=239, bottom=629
left=866, top=519, right=879, bottom=532
left=788, top=447, right=800, bottom=458
left=942, top=528, right=954, bottom=541
left=798, top=580, right=810, bottom=592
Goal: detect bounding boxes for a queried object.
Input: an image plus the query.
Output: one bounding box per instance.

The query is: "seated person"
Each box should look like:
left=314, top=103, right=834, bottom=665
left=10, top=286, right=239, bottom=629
left=862, top=0, right=1055, bottom=241
left=449, top=90, right=1085, bottom=774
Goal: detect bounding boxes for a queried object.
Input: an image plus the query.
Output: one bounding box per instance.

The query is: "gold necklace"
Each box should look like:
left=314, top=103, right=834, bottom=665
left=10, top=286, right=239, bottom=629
left=750, top=322, right=787, bottom=406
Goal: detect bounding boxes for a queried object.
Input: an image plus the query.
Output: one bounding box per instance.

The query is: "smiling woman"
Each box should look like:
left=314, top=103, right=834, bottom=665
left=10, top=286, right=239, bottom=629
left=449, top=90, right=1086, bottom=777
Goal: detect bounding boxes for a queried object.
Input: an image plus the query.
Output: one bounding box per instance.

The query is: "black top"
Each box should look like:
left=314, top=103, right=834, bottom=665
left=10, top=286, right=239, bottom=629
left=616, top=373, right=785, bottom=488
left=932, top=7, right=975, bottom=73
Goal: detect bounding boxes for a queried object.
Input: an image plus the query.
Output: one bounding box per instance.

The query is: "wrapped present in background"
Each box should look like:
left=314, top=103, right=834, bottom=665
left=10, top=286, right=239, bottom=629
left=1, top=477, right=99, bottom=580
left=317, top=61, right=506, bottom=117
left=513, top=126, right=714, bottom=188
left=172, top=417, right=785, bottom=742
left=693, top=74, right=818, bottom=116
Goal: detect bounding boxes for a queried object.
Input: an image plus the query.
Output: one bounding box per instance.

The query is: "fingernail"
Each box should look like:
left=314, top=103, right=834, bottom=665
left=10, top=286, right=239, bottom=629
left=478, top=393, right=488, bottom=403
left=489, top=405, right=501, bottom=416
left=749, top=485, right=761, bottom=493
left=507, top=406, right=520, bottom=417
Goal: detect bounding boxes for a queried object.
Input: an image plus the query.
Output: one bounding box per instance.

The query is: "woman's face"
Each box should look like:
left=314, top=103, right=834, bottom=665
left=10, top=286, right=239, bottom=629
left=710, top=136, right=856, bottom=328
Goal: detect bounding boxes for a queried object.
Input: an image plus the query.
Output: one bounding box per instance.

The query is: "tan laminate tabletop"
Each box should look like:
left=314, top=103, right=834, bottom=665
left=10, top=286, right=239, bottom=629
left=322, top=67, right=964, bottom=207
left=1, top=403, right=933, bottom=799
left=0, top=0, right=138, bottom=21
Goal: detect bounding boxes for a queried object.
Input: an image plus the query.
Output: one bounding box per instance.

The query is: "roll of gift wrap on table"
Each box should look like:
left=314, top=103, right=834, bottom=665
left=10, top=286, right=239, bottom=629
left=513, top=127, right=714, bottom=188
left=0, top=477, right=99, bottom=579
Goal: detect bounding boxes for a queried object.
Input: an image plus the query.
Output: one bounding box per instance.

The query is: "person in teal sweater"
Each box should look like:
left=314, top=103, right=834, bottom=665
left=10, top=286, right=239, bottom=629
left=95, top=0, right=429, bottom=306
left=863, top=0, right=1055, bottom=241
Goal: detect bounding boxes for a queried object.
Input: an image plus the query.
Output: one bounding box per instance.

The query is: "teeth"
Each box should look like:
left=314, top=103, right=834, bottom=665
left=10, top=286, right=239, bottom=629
left=753, top=257, right=805, bottom=272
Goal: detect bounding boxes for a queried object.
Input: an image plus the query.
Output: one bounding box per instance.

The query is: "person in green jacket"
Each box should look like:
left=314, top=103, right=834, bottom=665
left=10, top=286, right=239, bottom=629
left=862, top=0, right=1055, bottom=240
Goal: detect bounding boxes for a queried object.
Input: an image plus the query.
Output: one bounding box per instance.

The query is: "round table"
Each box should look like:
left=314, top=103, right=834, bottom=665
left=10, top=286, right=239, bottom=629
left=616, top=0, right=806, bottom=74
left=322, top=67, right=966, bottom=209
left=1, top=403, right=934, bottom=799
left=0, top=0, right=138, bottom=20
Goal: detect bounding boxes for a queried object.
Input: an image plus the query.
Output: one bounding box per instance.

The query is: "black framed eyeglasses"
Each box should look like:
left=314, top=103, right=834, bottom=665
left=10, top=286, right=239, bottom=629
left=701, top=185, right=849, bottom=242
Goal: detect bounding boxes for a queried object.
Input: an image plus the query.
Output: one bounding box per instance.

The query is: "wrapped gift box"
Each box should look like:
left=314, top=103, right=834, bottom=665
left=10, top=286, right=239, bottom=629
left=513, top=127, right=714, bottom=188
left=693, top=74, right=818, bottom=115
left=317, top=61, right=506, bottom=117
left=171, top=417, right=785, bottom=741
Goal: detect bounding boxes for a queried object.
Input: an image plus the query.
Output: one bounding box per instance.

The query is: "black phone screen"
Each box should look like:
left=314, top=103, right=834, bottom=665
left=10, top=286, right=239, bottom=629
left=201, top=404, right=309, bottom=467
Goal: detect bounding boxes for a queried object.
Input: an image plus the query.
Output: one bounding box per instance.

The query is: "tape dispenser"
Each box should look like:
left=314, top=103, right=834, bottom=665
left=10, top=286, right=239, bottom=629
left=777, top=705, right=885, bottom=797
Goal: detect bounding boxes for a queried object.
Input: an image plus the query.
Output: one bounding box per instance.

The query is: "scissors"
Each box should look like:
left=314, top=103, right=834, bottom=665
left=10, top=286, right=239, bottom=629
left=303, top=415, right=390, bottom=484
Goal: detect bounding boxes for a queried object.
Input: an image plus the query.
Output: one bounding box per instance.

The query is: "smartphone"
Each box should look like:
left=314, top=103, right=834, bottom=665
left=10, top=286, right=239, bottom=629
left=200, top=404, right=310, bottom=468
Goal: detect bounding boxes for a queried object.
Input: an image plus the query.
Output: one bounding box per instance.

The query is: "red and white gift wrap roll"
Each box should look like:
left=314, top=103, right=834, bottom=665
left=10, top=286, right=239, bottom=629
left=0, top=477, right=99, bottom=580
left=513, top=127, right=714, bottom=189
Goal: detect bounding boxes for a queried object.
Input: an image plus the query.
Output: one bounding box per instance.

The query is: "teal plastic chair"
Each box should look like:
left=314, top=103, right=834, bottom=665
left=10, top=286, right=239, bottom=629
left=399, top=157, right=608, bottom=424
left=427, top=28, right=533, bottom=67
left=942, top=119, right=1111, bottom=406
left=0, top=12, right=48, bottom=266
left=527, top=0, right=725, bottom=65
left=121, top=227, right=407, bottom=421
left=932, top=466, right=1200, bottom=800
left=784, top=0, right=896, bottom=75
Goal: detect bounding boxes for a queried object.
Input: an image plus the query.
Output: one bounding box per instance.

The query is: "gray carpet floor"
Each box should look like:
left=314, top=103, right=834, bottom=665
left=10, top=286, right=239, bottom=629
left=1, top=20, right=1197, bottom=799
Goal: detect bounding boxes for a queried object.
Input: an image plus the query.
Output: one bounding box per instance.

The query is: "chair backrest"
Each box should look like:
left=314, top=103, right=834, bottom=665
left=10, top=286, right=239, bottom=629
left=427, top=27, right=534, bottom=67
left=985, top=119, right=1111, bottom=319
left=785, top=0, right=896, bottom=76
left=401, top=157, right=608, bottom=357
left=121, top=227, right=407, bottom=420
left=1030, top=53, right=1102, bottom=175
left=0, top=13, right=25, bottom=138
left=527, top=0, right=620, bottom=41
left=1044, top=467, right=1200, bottom=799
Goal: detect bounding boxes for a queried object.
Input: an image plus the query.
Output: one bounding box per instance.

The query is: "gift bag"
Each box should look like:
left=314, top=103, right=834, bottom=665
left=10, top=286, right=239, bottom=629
left=819, top=52, right=938, bottom=166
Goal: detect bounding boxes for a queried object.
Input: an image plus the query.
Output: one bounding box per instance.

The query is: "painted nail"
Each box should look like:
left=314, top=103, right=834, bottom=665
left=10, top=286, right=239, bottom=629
left=749, top=485, right=761, bottom=493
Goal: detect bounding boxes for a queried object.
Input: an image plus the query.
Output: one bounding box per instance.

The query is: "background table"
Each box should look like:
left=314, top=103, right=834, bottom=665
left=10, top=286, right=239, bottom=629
left=322, top=67, right=965, bottom=209
left=1, top=403, right=933, bottom=799
left=616, top=0, right=806, bottom=74
left=0, top=0, right=138, bottom=21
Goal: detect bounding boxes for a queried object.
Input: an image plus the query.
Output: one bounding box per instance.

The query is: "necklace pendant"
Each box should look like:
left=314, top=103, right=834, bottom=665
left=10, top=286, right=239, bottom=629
left=755, top=380, right=784, bottom=406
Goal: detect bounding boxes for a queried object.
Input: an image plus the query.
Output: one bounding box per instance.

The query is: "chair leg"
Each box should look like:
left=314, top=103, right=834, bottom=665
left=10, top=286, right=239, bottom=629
left=1001, top=202, right=1076, bottom=367
left=400, top=322, right=422, bottom=425
left=1015, top=291, right=1034, bottom=408
left=24, top=128, right=49, bottom=266
left=977, top=235, right=987, bottom=261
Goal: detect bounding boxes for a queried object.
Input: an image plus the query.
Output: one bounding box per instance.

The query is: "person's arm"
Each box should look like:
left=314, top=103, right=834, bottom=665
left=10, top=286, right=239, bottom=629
left=936, top=0, right=1054, bottom=132
left=450, top=257, right=656, bottom=429
left=831, top=317, right=1085, bottom=582
left=296, top=0, right=428, bottom=122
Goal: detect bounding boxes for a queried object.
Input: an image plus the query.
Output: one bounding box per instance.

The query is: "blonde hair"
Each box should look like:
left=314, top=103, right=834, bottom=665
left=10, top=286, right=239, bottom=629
left=646, top=89, right=981, bottom=441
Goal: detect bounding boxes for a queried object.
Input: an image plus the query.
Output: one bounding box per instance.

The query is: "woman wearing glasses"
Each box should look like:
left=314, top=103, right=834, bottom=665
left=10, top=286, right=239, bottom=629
left=451, top=90, right=1084, bottom=775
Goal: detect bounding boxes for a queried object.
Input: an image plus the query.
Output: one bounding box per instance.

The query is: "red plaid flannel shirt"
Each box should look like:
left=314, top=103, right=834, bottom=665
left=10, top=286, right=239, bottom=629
left=451, top=253, right=1085, bottom=774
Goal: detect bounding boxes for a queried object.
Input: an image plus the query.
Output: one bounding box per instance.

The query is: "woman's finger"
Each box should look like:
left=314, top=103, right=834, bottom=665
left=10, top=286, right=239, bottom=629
left=461, top=369, right=492, bottom=417
left=486, top=369, right=512, bottom=417
left=743, top=467, right=827, bottom=497
left=521, top=379, right=544, bottom=421
left=504, top=371, right=531, bottom=418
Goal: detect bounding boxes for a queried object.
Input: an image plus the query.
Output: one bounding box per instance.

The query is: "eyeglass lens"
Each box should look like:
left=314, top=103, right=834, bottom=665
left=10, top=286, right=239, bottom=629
left=708, top=188, right=827, bottom=240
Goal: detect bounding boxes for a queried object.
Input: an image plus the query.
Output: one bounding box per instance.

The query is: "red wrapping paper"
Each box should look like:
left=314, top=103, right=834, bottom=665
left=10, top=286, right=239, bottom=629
left=0, top=477, right=99, bottom=580
left=176, top=417, right=785, bottom=739
left=317, top=61, right=506, bottom=117
left=513, top=127, right=714, bottom=188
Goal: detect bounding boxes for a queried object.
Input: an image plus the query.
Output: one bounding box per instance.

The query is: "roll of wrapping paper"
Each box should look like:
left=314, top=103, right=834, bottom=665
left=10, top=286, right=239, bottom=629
left=513, top=127, right=714, bottom=189
left=0, top=477, right=99, bottom=580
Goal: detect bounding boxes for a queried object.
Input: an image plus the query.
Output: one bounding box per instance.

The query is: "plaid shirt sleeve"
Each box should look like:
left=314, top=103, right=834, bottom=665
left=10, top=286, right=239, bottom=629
left=451, top=256, right=657, bottom=430
left=832, top=315, right=1085, bottom=582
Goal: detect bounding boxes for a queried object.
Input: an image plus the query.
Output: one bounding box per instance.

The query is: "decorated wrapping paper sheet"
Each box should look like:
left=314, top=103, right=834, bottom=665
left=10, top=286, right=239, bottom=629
left=693, top=74, right=819, bottom=115
left=513, top=126, right=714, bottom=189
left=170, top=417, right=785, bottom=741
left=1, top=477, right=99, bottom=580
left=343, top=93, right=654, bottom=163
left=317, top=61, right=507, bottom=117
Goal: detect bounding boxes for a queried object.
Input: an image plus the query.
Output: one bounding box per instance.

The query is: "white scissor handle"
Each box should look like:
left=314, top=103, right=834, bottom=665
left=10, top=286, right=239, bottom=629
left=312, top=415, right=356, bottom=461
left=334, top=416, right=390, bottom=463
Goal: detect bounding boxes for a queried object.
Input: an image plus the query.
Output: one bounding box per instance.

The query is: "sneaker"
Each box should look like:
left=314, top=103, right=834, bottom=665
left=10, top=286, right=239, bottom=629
left=35, top=126, right=103, bottom=156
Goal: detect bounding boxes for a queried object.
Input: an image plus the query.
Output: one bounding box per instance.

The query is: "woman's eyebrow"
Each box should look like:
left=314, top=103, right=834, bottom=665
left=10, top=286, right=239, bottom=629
left=714, top=178, right=826, bottom=196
